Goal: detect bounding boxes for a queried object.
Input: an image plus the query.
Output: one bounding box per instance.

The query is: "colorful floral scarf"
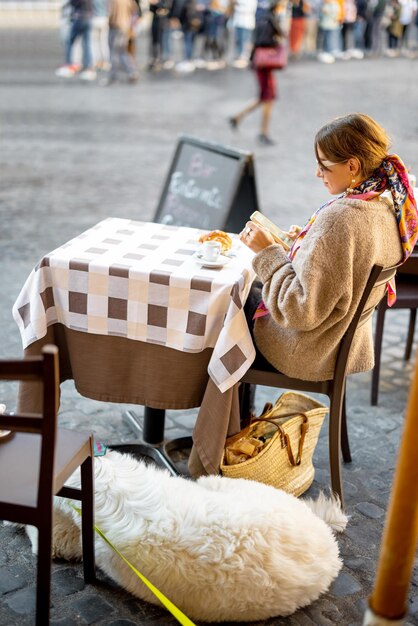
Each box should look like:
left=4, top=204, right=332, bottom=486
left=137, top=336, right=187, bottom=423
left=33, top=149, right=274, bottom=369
left=254, top=154, right=418, bottom=318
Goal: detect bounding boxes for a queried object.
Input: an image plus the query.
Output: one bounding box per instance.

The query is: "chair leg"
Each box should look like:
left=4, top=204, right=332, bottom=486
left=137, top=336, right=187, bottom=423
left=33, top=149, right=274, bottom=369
left=328, top=390, right=345, bottom=509
left=404, top=308, right=416, bottom=361
left=80, top=455, right=96, bottom=583
left=238, top=382, right=256, bottom=427
left=36, top=519, right=52, bottom=626
left=371, top=302, right=387, bottom=406
left=340, top=392, right=352, bottom=463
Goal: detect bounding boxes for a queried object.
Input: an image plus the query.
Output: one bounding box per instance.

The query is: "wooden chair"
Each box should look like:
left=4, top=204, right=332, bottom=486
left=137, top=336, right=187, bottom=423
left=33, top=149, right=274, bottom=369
left=371, top=250, right=418, bottom=406
left=0, top=344, right=95, bottom=626
left=239, top=264, right=398, bottom=508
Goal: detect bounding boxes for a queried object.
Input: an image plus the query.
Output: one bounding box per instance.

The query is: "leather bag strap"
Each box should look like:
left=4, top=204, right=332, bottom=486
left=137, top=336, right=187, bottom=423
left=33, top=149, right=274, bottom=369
left=248, top=412, right=310, bottom=466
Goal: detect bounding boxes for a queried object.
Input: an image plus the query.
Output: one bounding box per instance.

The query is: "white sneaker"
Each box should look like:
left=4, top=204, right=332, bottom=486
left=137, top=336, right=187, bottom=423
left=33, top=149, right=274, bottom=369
left=205, top=60, right=220, bottom=70
left=317, top=52, right=335, bottom=64
left=232, top=57, right=249, bottom=68
left=193, top=58, right=207, bottom=69
left=55, top=64, right=78, bottom=78
left=350, top=48, right=364, bottom=59
left=79, top=69, right=97, bottom=81
left=175, top=61, right=195, bottom=73
left=162, top=59, right=175, bottom=69
left=206, top=59, right=226, bottom=70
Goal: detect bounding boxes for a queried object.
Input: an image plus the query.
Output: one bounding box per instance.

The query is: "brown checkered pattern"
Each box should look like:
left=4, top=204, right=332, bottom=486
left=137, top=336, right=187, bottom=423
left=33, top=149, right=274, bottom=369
left=13, top=218, right=257, bottom=392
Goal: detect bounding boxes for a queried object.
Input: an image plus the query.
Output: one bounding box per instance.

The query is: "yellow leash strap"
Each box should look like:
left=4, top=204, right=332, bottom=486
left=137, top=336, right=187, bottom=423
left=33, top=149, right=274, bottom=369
left=71, top=504, right=196, bottom=626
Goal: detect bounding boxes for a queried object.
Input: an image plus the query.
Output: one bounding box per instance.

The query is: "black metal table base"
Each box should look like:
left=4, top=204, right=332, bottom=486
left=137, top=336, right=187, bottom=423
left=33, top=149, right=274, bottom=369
left=111, top=407, right=192, bottom=477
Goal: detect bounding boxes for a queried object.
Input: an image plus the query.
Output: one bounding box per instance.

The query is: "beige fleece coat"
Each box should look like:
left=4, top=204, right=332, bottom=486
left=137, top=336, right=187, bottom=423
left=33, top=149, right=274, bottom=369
left=109, top=0, right=138, bottom=34
left=252, top=196, right=403, bottom=381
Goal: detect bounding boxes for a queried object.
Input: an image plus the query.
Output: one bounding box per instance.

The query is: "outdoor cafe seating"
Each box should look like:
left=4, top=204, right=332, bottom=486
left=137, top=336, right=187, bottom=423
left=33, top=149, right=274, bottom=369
left=10, top=212, right=403, bottom=509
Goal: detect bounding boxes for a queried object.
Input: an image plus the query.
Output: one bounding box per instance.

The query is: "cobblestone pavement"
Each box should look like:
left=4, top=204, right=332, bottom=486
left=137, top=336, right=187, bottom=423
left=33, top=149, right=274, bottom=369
left=0, top=24, right=418, bottom=626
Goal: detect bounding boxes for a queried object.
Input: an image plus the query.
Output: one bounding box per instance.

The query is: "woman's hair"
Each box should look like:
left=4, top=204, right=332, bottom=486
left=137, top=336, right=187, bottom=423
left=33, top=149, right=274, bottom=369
left=314, top=113, right=391, bottom=178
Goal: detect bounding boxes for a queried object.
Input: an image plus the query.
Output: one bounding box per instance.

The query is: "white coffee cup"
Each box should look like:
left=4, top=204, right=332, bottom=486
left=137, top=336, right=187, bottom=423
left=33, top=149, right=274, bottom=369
left=201, top=241, right=221, bottom=262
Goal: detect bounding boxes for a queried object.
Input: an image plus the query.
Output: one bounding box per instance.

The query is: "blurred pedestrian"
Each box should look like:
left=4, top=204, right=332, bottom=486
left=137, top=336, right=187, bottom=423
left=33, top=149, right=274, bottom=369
left=203, top=0, right=233, bottom=68
left=399, top=0, right=417, bottom=54
left=341, top=0, right=362, bottom=57
left=91, top=0, right=110, bottom=70
left=174, top=0, right=202, bottom=72
left=106, top=0, right=140, bottom=83
left=228, top=0, right=288, bottom=146
left=59, top=0, right=82, bottom=69
left=361, top=0, right=387, bottom=56
left=231, top=0, right=258, bottom=67
left=289, top=0, right=308, bottom=57
left=148, top=0, right=172, bottom=70
left=55, top=0, right=96, bottom=79
left=317, top=0, right=341, bottom=62
left=303, top=0, right=320, bottom=55
left=383, top=0, right=402, bottom=55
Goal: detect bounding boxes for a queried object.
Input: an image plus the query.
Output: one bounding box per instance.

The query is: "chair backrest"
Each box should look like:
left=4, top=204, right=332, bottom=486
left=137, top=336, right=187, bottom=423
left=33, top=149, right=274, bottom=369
left=334, top=264, right=398, bottom=386
left=0, top=345, right=59, bottom=513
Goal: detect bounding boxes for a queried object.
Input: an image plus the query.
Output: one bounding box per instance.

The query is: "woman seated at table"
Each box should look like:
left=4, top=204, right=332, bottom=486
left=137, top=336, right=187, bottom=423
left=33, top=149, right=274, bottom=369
left=239, top=112, right=418, bottom=382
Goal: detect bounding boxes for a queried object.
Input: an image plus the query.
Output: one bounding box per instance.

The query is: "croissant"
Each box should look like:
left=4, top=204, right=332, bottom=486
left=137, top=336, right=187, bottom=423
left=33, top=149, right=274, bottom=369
left=198, top=230, right=233, bottom=253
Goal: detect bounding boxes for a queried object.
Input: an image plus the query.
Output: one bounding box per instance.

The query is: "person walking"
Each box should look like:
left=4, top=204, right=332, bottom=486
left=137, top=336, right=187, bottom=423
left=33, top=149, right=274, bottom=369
left=55, top=0, right=96, bottom=79
left=106, top=0, right=140, bottom=83
left=228, top=0, right=288, bottom=146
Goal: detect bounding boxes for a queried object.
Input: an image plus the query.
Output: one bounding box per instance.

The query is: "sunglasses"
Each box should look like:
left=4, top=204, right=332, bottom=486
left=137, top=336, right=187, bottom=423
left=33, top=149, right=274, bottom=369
left=316, top=159, right=348, bottom=174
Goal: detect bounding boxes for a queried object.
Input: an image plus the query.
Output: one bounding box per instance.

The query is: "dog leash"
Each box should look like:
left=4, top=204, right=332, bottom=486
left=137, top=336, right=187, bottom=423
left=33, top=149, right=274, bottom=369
left=71, top=504, right=196, bottom=626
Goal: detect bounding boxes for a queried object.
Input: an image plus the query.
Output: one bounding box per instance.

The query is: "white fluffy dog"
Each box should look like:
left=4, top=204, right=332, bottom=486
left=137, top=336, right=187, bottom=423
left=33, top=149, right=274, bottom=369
left=26, top=450, right=347, bottom=622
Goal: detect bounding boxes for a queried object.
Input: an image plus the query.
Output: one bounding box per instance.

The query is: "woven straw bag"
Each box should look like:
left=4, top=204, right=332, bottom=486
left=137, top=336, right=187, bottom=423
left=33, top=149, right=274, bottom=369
left=220, top=391, right=328, bottom=497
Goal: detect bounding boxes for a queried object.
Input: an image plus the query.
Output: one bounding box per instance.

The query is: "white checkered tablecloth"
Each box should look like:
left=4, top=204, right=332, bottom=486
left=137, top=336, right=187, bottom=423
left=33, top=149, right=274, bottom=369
left=13, top=218, right=257, bottom=393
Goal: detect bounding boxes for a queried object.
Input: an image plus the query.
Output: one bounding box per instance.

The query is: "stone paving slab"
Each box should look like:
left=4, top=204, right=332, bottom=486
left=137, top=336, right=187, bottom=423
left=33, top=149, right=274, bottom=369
left=0, top=26, right=417, bottom=626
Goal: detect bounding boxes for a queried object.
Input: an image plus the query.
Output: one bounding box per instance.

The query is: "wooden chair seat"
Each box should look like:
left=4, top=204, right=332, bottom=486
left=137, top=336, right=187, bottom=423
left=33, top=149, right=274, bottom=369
left=0, top=429, right=92, bottom=509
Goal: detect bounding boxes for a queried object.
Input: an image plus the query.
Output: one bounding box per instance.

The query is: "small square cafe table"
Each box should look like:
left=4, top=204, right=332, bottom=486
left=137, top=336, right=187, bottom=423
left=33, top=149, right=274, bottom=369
left=13, top=218, right=257, bottom=475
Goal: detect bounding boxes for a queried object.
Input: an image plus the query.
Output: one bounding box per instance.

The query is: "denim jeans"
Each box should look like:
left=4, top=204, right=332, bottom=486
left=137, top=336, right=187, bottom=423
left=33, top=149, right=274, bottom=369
left=109, top=28, right=136, bottom=79
left=235, top=26, right=251, bottom=58
left=182, top=29, right=195, bottom=60
left=162, top=23, right=172, bottom=60
left=65, top=16, right=93, bottom=69
left=320, top=27, right=341, bottom=53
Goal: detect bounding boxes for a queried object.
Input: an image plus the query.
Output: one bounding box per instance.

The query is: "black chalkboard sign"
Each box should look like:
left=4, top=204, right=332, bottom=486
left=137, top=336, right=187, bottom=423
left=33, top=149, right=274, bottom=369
left=153, top=135, right=259, bottom=234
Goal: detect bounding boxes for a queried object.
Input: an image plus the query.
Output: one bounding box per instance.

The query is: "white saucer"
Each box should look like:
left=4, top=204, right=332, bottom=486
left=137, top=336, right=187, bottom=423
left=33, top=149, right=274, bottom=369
left=194, top=253, right=231, bottom=268
left=0, top=430, right=13, bottom=442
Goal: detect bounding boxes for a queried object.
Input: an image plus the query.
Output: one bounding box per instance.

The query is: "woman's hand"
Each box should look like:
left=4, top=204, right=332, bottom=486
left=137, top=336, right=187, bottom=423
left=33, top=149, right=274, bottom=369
left=239, top=221, right=277, bottom=253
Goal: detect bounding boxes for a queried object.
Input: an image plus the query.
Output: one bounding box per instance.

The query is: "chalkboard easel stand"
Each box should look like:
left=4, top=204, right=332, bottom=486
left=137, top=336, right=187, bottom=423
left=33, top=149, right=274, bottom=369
left=153, top=134, right=259, bottom=234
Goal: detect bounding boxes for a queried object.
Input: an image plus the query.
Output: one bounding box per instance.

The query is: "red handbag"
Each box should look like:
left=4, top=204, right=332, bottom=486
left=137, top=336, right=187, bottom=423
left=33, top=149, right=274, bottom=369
left=252, top=45, right=288, bottom=70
